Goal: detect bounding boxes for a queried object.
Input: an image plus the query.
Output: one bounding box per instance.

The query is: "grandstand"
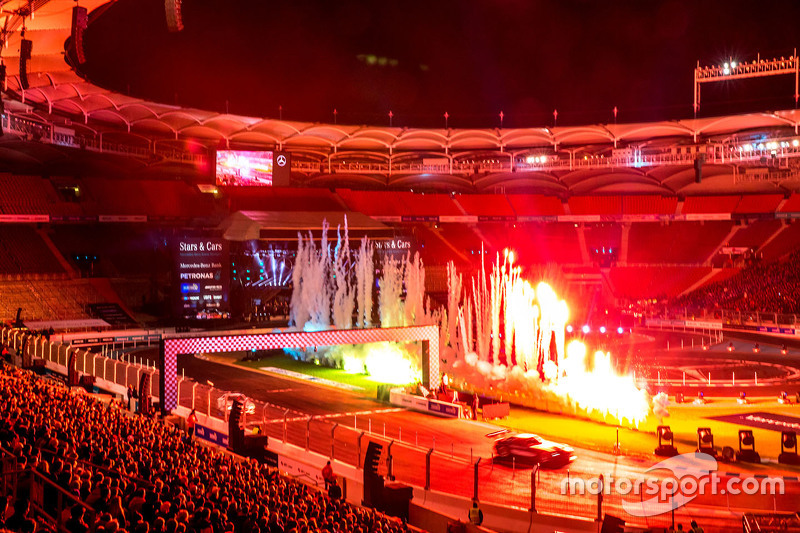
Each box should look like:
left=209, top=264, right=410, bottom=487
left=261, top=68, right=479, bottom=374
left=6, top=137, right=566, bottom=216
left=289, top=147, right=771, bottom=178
left=0, top=363, right=413, bottom=533
left=1, top=2, right=800, bottom=533
left=5, top=181, right=800, bottom=324
left=0, top=1, right=796, bottom=322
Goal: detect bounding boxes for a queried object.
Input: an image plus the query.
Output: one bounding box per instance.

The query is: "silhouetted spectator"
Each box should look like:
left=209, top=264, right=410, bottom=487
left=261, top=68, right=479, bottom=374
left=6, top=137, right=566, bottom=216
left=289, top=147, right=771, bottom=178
left=65, top=504, right=89, bottom=533
left=327, top=478, right=342, bottom=500
left=5, top=498, right=31, bottom=530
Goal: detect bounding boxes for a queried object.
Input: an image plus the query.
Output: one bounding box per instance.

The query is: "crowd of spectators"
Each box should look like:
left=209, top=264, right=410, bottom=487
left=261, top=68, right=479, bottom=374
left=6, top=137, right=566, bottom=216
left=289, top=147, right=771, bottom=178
left=673, top=250, right=800, bottom=316
left=0, top=362, right=411, bottom=533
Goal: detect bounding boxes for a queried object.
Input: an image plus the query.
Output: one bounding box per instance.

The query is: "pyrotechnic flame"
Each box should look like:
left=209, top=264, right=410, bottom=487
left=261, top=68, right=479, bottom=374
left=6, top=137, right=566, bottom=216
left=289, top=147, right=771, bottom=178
left=550, top=341, right=650, bottom=425
left=341, top=343, right=422, bottom=385
left=448, top=253, right=651, bottom=427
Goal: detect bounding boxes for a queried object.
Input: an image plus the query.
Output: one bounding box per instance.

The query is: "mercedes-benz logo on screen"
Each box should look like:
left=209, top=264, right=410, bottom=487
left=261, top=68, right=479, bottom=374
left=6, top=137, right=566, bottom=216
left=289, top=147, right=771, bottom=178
left=276, top=154, right=287, bottom=167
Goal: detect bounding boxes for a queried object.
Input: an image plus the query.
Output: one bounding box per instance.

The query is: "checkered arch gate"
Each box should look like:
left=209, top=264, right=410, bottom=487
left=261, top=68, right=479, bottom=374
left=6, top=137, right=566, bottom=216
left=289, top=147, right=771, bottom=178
left=159, top=325, right=440, bottom=413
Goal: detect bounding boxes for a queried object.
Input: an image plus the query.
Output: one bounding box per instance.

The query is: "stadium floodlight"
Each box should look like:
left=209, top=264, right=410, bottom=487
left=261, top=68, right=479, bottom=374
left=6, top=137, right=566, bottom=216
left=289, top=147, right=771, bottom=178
left=582, top=325, right=590, bottom=334
left=693, top=50, right=799, bottom=116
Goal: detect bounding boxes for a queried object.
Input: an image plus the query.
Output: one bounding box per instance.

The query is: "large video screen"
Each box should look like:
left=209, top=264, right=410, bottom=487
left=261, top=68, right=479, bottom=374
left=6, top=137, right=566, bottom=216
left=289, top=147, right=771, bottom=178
left=174, top=237, right=230, bottom=320
left=216, top=150, right=274, bottom=186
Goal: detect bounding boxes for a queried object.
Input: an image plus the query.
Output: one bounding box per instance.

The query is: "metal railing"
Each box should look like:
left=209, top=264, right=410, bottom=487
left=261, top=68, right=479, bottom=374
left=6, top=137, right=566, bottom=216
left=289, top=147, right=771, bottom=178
left=2, top=327, right=158, bottom=400
left=4, top=109, right=800, bottom=179
left=29, top=470, right=97, bottom=532
left=636, top=306, right=800, bottom=328
left=1, top=325, right=784, bottom=532
left=172, top=379, right=764, bottom=531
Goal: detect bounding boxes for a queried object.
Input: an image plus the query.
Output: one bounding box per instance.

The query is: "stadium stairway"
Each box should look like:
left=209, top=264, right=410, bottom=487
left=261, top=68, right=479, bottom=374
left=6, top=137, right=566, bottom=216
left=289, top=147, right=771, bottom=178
left=619, top=223, right=630, bottom=265
left=86, top=303, right=137, bottom=327
left=757, top=221, right=790, bottom=257
left=705, top=224, right=741, bottom=264
left=36, top=228, right=77, bottom=277
left=576, top=225, right=591, bottom=264
left=86, top=278, right=138, bottom=326
left=678, top=268, right=726, bottom=297
left=431, top=226, right=471, bottom=264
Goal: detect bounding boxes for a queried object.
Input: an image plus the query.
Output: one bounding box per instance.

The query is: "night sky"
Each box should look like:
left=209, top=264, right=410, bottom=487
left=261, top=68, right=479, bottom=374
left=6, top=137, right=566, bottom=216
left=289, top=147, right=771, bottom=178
left=83, top=0, right=800, bottom=128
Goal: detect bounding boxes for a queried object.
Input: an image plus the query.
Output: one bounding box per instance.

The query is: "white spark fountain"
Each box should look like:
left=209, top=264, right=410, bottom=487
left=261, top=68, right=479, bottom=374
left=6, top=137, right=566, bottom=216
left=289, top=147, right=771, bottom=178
left=441, top=252, right=650, bottom=427
left=289, top=223, right=650, bottom=426
left=289, top=219, right=433, bottom=382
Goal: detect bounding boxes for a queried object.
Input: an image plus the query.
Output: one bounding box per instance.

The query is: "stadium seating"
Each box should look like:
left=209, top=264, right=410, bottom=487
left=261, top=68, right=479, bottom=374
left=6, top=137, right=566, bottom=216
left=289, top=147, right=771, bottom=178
left=437, top=224, right=487, bottom=256
left=505, top=194, right=564, bottom=216
left=0, top=363, right=412, bottom=533
left=484, top=223, right=583, bottom=264
left=0, top=226, right=66, bottom=275
left=568, top=195, right=623, bottom=216
left=584, top=224, right=622, bottom=260
left=3, top=163, right=800, bottom=316
left=727, top=219, right=783, bottom=248
left=337, top=189, right=406, bottom=216
left=701, top=268, right=741, bottom=286
left=682, top=195, right=740, bottom=214
left=675, top=250, right=800, bottom=315
left=622, top=195, right=678, bottom=215
left=608, top=266, right=712, bottom=300
left=0, top=279, right=102, bottom=322
left=50, top=226, right=172, bottom=278
left=409, top=224, right=471, bottom=268
left=0, top=173, right=60, bottom=214
left=227, top=187, right=344, bottom=212
left=77, top=177, right=214, bottom=218
left=453, top=194, right=515, bottom=217
left=401, top=192, right=461, bottom=217
left=780, top=192, right=800, bottom=213
left=759, top=222, right=800, bottom=261
left=734, top=194, right=783, bottom=214
left=627, top=221, right=732, bottom=263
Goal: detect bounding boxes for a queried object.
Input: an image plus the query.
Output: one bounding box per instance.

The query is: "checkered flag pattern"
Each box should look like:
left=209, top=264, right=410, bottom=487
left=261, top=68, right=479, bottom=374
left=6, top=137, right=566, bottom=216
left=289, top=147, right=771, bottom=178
left=160, top=325, right=439, bottom=411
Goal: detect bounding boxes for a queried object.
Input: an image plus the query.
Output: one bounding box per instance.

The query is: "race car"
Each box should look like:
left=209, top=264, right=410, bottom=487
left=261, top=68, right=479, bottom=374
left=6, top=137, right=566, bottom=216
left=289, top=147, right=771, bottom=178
left=493, top=433, right=576, bottom=468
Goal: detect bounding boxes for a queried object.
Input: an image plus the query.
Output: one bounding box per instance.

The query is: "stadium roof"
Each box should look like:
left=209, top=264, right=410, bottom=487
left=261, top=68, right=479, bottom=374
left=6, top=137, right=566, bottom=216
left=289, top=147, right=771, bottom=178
left=1, top=1, right=799, bottom=154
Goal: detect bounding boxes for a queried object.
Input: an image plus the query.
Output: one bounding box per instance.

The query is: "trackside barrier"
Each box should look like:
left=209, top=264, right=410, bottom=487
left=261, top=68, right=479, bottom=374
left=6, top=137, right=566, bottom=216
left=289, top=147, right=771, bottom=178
left=3, top=327, right=156, bottom=401
left=1, top=326, right=761, bottom=532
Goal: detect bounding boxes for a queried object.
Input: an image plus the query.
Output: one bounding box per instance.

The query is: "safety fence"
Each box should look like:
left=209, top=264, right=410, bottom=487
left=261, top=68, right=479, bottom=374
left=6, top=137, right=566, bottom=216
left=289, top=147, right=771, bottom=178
left=173, top=380, right=749, bottom=531
left=1, top=325, right=782, bottom=531
left=1, top=327, right=159, bottom=402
